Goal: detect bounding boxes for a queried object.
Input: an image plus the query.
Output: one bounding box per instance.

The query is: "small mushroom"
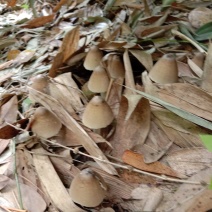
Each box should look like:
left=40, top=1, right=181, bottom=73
left=88, top=65, right=110, bottom=93
left=31, top=107, right=62, bottom=138
left=83, top=46, right=103, bottom=70
left=107, top=55, right=125, bottom=79
left=82, top=96, right=114, bottom=129
left=69, top=168, right=107, bottom=207
left=149, top=54, right=178, bottom=84
left=28, top=74, right=48, bottom=101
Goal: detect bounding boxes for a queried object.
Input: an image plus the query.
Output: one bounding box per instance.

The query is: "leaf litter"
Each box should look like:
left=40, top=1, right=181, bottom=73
left=0, top=0, right=212, bottom=211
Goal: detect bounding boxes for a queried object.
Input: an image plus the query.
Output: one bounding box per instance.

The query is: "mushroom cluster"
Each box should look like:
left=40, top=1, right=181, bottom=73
left=69, top=168, right=107, bottom=207
left=82, top=46, right=127, bottom=130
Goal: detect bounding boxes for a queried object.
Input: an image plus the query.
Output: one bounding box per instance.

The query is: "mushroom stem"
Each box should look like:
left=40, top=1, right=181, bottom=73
left=105, top=78, right=114, bottom=101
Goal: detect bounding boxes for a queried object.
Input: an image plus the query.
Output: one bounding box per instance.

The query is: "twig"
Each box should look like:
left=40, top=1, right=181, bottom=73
left=171, top=29, right=207, bottom=54
left=42, top=139, right=206, bottom=185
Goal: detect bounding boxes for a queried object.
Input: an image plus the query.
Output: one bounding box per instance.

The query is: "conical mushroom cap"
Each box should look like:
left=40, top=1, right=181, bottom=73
left=149, top=54, right=178, bottom=84
left=107, top=55, right=125, bottom=79
left=84, top=46, right=103, bottom=70
left=28, top=75, right=48, bottom=102
left=31, top=107, right=62, bottom=138
left=88, top=66, right=110, bottom=93
left=82, top=96, right=114, bottom=129
left=69, top=168, right=107, bottom=207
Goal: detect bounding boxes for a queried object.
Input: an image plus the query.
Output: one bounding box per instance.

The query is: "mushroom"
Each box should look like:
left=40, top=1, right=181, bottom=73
left=105, top=54, right=125, bottom=100
left=69, top=168, right=107, bottom=207
left=88, top=65, right=110, bottom=93
left=28, top=74, right=48, bottom=102
left=82, top=96, right=114, bottom=129
left=149, top=54, right=178, bottom=84
left=31, top=107, right=62, bottom=138
left=83, top=46, right=103, bottom=70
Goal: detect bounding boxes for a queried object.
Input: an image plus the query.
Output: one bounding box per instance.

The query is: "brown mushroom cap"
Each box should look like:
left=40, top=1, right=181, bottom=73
left=107, top=55, right=125, bottom=79
left=31, top=107, right=62, bottom=138
left=82, top=96, right=114, bottom=129
left=28, top=75, right=48, bottom=101
left=69, top=168, right=107, bottom=207
left=149, top=54, right=178, bottom=84
left=88, top=66, right=110, bottom=93
left=83, top=46, right=103, bottom=70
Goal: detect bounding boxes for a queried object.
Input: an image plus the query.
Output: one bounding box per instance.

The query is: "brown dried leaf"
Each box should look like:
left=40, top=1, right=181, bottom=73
left=201, top=42, right=212, bottom=93
left=138, top=119, right=173, bottom=163
left=7, top=0, right=17, bottom=7
left=53, top=0, right=68, bottom=12
left=0, top=96, right=18, bottom=128
left=166, top=148, right=212, bottom=176
left=50, top=72, right=84, bottom=112
left=110, top=96, right=150, bottom=159
left=13, top=50, right=35, bottom=65
left=0, top=174, right=9, bottom=190
left=0, top=139, right=10, bottom=155
left=61, top=27, right=80, bottom=63
left=28, top=87, right=118, bottom=175
left=0, top=119, right=29, bottom=139
left=129, top=49, right=153, bottom=71
left=123, top=49, right=136, bottom=95
left=186, top=189, right=212, bottom=212
left=122, top=150, right=182, bottom=178
left=157, top=167, right=212, bottom=211
left=48, top=52, right=64, bottom=78
left=23, top=14, right=55, bottom=28
left=156, top=83, right=212, bottom=121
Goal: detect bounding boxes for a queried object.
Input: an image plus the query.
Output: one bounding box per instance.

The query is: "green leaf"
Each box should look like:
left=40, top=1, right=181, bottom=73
left=162, top=0, right=176, bottom=7
left=21, top=4, right=29, bottom=9
left=209, top=179, right=212, bottom=190
left=199, top=135, right=212, bottom=152
left=123, top=84, right=212, bottom=130
left=194, top=22, right=212, bottom=41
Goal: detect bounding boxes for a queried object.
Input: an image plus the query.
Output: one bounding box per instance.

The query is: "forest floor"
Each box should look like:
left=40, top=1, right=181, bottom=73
left=0, top=0, right=212, bottom=211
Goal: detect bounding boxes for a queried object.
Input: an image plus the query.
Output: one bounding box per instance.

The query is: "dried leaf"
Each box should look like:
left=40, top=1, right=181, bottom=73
left=122, top=150, right=182, bottom=178
left=0, top=96, right=18, bottom=127
left=53, top=0, right=68, bottom=12
left=166, top=148, right=212, bottom=176
left=157, top=167, right=212, bottom=211
left=61, top=27, right=80, bottom=63
left=48, top=52, right=64, bottom=78
left=23, top=14, right=55, bottom=28
left=201, top=42, right=212, bottom=93
left=13, top=50, right=35, bottom=65
left=0, top=139, right=10, bottom=155
left=129, top=49, right=153, bottom=71
left=139, top=119, right=173, bottom=163
left=157, top=83, right=212, bottom=121
left=110, top=96, right=150, bottom=159
left=7, top=0, right=17, bottom=7
left=0, top=119, right=29, bottom=139
left=123, top=49, right=136, bottom=95
left=0, top=174, right=9, bottom=190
